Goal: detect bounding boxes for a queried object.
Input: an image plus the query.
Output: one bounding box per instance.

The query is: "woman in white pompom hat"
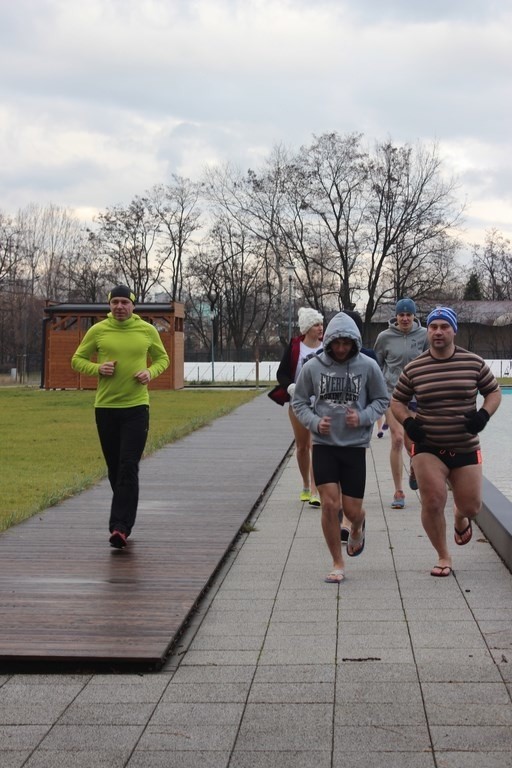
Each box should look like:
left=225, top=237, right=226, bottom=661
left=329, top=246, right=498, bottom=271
left=275, top=306, right=324, bottom=505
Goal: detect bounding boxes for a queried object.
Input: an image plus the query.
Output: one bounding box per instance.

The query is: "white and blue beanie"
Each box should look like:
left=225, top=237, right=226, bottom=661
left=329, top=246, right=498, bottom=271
left=426, top=306, right=458, bottom=333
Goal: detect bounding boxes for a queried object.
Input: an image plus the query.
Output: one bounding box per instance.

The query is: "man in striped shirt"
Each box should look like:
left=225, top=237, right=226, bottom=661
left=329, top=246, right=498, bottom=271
left=390, top=306, right=501, bottom=577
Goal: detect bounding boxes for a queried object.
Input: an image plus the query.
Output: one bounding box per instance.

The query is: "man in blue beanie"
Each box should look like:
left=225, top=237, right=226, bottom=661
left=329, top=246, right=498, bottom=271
left=374, top=298, right=428, bottom=509
left=391, top=306, right=501, bottom=576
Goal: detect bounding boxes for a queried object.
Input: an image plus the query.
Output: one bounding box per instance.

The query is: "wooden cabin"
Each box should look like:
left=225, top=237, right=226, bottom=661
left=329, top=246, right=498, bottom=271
left=42, top=302, right=184, bottom=390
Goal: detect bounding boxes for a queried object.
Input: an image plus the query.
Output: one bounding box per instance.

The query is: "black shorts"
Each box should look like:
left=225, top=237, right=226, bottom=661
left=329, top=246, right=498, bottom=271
left=411, top=444, right=482, bottom=470
left=312, top=445, right=366, bottom=499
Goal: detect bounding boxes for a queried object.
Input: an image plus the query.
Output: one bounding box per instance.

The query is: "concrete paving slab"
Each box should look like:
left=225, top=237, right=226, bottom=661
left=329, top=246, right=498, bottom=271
left=336, top=661, right=419, bottom=682
left=149, top=701, right=244, bottom=725
left=229, top=752, right=331, bottom=768
left=57, top=702, right=156, bottom=725
left=161, top=682, right=251, bottom=703
left=407, top=620, right=488, bottom=649
left=37, top=724, right=144, bottom=751
left=335, top=699, right=426, bottom=725
left=338, top=646, right=416, bottom=663
left=234, top=702, right=332, bottom=751
left=424, top=700, right=512, bottom=726
left=187, top=635, right=264, bottom=651
left=329, top=754, right=436, bottom=768
left=265, top=619, right=337, bottom=636
left=413, top=647, right=496, bottom=664
left=422, top=681, right=511, bottom=705
left=127, top=752, right=231, bottom=768
left=416, top=661, right=504, bottom=683
left=0, top=725, right=51, bottom=750
left=137, top=722, right=240, bottom=751
left=247, top=681, right=334, bottom=703
left=430, top=754, right=512, bottom=768
left=171, top=665, right=256, bottom=684
left=179, top=650, right=261, bottom=666
left=258, top=644, right=336, bottom=666
left=335, top=680, right=422, bottom=703
left=252, top=664, right=335, bottom=684
left=333, top=723, right=431, bottom=752
left=24, top=752, right=132, bottom=768
left=337, top=632, right=413, bottom=650
left=431, top=724, right=512, bottom=751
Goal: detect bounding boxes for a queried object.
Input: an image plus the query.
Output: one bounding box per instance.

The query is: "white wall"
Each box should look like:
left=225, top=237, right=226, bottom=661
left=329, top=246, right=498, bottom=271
left=485, top=360, right=512, bottom=378
left=185, top=361, right=280, bottom=383
left=184, top=359, right=512, bottom=383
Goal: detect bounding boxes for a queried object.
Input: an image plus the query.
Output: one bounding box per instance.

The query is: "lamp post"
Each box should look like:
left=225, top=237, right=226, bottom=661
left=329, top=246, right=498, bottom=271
left=287, top=265, right=294, bottom=342
left=209, top=300, right=217, bottom=383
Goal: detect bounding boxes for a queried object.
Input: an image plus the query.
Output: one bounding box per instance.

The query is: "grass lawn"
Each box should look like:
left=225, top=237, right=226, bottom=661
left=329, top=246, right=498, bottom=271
left=0, top=387, right=261, bottom=532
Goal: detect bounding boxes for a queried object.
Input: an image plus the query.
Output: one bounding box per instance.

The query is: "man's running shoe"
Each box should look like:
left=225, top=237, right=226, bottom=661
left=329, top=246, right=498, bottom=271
left=300, top=489, right=311, bottom=502
left=308, top=494, right=321, bottom=507
left=109, top=530, right=127, bottom=549
left=409, top=465, right=418, bottom=491
left=391, top=491, right=405, bottom=509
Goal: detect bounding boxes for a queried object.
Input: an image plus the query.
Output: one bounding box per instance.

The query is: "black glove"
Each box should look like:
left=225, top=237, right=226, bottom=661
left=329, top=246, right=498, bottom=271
left=403, top=417, right=426, bottom=443
left=464, top=408, right=490, bottom=434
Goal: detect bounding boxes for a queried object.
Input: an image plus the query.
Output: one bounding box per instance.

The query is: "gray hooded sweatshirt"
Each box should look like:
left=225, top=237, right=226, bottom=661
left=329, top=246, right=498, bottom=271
left=292, top=312, right=389, bottom=448
left=373, top=317, right=428, bottom=394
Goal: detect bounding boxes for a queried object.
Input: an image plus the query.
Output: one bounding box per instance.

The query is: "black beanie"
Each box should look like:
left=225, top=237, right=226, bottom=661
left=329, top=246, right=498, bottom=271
left=108, top=285, right=136, bottom=303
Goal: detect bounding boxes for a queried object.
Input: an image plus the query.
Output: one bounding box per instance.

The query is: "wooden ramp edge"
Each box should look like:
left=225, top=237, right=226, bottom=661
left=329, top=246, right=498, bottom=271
left=0, top=394, right=292, bottom=671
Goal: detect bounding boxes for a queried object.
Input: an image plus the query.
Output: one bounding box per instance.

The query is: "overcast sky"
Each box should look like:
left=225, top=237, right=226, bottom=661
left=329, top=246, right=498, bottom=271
left=1, top=0, right=511, bottom=247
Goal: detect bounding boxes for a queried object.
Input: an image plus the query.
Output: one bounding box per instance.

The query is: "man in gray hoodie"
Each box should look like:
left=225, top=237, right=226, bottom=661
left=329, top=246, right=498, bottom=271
left=374, top=298, right=428, bottom=509
left=293, top=312, right=389, bottom=583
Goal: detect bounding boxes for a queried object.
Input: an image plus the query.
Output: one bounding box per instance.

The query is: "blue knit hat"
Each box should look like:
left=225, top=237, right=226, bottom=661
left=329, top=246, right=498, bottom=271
left=395, top=298, right=417, bottom=314
left=426, top=306, right=458, bottom=332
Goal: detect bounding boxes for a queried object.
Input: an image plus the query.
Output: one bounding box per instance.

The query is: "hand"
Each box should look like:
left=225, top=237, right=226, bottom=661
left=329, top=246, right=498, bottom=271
left=464, top=408, right=490, bottom=434
left=318, top=416, right=331, bottom=435
left=134, top=369, right=151, bottom=385
left=99, top=361, right=116, bottom=376
left=345, top=407, right=359, bottom=428
left=287, top=383, right=296, bottom=397
left=403, top=416, right=426, bottom=443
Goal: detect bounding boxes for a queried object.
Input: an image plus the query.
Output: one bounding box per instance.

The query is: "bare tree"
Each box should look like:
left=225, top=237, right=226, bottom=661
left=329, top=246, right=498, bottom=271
left=204, top=148, right=294, bottom=341
left=362, top=141, right=463, bottom=325
left=15, top=203, right=85, bottom=301
left=471, top=228, right=512, bottom=300
left=185, top=218, right=273, bottom=357
left=145, top=176, right=202, bottom=302
left=288, top=132, right=368, bottom=311
left=67, top=230, right=117, bottom=302
left=0, top=212, right=22, bottom=288
left=95, top=197, right=164, bottom=301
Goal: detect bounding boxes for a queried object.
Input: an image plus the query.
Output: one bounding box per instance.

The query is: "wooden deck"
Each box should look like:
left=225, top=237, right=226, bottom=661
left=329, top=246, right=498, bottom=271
left=0, top=394, right=292, bottom=670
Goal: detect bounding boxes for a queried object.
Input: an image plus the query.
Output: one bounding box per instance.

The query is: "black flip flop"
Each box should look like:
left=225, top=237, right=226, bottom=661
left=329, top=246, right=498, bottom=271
left=430, top=565, right=453, bottom=577
left=454, top=520, right=472, bottom=546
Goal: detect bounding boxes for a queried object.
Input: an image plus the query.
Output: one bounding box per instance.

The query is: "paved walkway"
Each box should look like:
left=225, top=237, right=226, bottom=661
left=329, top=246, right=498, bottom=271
left=1, top=400, right=512, bottom=767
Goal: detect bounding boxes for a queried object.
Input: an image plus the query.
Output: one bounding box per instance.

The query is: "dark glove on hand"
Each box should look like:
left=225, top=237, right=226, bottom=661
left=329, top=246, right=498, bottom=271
left=464, top=408, right=490, bottom=434
left=403, top=417, right=426, bottom=443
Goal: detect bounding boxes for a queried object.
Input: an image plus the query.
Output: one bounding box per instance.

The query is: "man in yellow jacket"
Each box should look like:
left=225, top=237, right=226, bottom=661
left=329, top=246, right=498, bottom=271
left=71, top=285, right=170, bottom=549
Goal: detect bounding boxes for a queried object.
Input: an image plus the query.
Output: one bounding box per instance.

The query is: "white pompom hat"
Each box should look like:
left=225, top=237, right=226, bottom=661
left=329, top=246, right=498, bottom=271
left=298, top=306, right=324, bottom=334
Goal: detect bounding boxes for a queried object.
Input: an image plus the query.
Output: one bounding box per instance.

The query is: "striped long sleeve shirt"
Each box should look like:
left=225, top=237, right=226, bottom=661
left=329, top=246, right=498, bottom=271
left=392, top=346, right=499, bottom=453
